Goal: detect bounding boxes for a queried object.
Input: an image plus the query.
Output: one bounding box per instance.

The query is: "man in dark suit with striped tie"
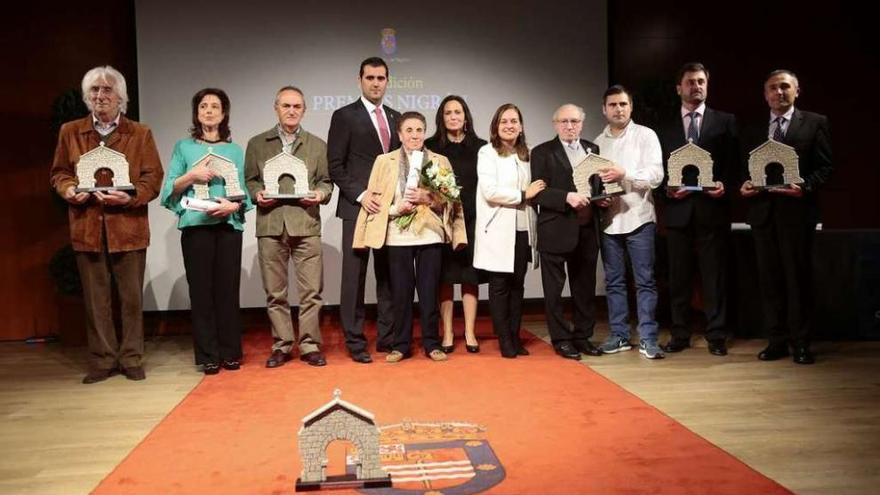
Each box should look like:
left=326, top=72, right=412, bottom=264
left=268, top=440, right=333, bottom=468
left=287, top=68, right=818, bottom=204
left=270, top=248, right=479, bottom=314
left=740, top=69, right=833, bottom=364
left=659, top=62, right=741, bottom=357
left=328, top=57, right=401, bottom=363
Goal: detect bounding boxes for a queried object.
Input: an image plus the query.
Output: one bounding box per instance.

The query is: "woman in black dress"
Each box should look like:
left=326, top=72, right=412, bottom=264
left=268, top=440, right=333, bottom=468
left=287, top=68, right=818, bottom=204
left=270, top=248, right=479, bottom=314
left=425, top=96, right=487, bottom=353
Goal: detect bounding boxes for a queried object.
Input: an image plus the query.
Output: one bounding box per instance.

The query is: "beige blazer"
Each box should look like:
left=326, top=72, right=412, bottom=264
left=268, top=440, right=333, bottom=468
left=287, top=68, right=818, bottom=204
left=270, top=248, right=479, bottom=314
left=353, top=149, right=467, bottom=250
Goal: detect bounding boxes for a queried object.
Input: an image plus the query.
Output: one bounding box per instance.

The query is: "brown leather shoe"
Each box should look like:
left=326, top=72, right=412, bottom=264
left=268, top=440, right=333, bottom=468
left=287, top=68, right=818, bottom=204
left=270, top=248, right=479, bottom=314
left=82, top=368, right=115, bottom=384
left=266, top=350, right=292, bottom=368
left=300, top=351, right=327, bottom=367
left=122, top=366, right=146, bottom=381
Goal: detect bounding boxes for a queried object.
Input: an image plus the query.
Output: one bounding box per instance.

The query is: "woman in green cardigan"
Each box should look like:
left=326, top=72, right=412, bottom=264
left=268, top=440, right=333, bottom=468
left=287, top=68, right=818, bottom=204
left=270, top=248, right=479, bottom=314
left=160, top=88, right=253, bottom=375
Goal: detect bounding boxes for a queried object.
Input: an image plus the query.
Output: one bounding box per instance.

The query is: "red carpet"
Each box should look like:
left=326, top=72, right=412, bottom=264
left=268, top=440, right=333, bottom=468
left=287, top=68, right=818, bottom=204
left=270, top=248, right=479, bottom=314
left=93, top=321, right=791, bottom=494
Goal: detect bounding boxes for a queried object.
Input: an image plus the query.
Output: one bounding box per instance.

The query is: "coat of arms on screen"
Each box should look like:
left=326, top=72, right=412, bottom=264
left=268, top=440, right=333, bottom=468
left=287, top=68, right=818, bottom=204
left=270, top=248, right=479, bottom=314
left=381, top=28, right=397, bottom=55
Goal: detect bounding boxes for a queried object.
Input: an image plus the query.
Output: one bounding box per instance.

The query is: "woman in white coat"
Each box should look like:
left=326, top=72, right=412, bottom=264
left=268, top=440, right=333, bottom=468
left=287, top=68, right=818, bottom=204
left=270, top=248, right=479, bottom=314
left=473, top=103, right=545, bottom=358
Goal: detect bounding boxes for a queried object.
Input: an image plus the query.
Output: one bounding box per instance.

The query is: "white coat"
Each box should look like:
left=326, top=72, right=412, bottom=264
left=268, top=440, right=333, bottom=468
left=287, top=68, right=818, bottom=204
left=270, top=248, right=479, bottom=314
left=473, top=144, right=537, bottom=273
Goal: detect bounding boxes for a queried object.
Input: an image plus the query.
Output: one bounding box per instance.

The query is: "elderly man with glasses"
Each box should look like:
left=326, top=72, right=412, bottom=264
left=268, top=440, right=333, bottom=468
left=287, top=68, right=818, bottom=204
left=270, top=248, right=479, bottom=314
left=49, top=65, right=163, bottom=383
left=530, top=103, right=604, bottom=360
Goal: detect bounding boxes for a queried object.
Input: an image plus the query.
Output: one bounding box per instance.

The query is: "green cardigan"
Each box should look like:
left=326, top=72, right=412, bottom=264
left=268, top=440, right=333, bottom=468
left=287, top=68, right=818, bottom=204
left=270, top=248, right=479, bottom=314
left=160, top=138, right=253, bottom=231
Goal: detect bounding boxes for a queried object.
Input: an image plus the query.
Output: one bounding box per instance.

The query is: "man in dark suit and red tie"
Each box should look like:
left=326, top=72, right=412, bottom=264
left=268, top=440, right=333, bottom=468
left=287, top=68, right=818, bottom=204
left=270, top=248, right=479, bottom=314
left=328, top=57, right=401, bottom=363
left=740, top=69, right=833, bottom=365
left=659, top=62, right=741, bottom=357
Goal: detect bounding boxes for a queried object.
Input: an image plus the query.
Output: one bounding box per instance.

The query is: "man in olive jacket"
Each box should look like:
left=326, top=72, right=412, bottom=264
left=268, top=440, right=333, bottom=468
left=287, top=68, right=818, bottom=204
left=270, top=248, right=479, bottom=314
left=245, top=86, right=333, bottom=368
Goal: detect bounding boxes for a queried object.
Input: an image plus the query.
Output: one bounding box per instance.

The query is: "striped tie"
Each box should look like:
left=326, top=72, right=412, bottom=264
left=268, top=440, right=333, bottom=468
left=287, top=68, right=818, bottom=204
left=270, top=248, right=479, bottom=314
left=773, top=116, right=786, bottom=141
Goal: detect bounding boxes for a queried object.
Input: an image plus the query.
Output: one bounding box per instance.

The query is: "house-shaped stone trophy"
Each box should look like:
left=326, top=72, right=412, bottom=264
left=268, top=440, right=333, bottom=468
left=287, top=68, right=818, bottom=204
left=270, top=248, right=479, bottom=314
left=191, top=148, right=246, bottom=201
left=296, top=389, right=391, bottom=492
left=748, top=139, right=803, bottom=190
left=75, top=142, right=136, bottom=192
left=573, top=152, right=625, bottom=200
left=666, top=140, right=717, bottom=191
left=263, top=151, right=314, bottom=199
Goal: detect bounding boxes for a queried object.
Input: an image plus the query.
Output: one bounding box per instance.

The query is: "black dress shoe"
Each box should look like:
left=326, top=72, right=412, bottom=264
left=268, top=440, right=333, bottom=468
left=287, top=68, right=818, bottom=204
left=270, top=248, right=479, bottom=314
left=300, top=351, right=327, bottom=367
left=122, top=366, right=146, bottom=381
left=707, top=339, right=728, bottom=356
left=499, top=337, right=517, bottom=358
left=758, top=344, right=790, bottom=361
left=574, top=340, right=602, bottom=357
left=792, top=346, right=815, bottom=365
left=203, top=363, right=220, bottom=375
left=265, top=350, right=292, bottom=368
left=465, top=344, right=480, bottom=354
left=221, top=360, right=241, bottom=370
left=82, top=368, right=116, bottom=384
left=554, top=342, right=581, bottom=360
left=351, top=351, right=373, bottom=364
left=515, top=342, right=530, bottom=356
left=661, top=339, right=690, bottom=353
left=441, top=344, right=455, bottom=354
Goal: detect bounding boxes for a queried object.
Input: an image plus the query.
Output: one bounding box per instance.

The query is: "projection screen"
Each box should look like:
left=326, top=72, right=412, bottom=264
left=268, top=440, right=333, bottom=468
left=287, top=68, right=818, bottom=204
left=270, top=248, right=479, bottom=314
left=136, top=0, right=608, bottom=310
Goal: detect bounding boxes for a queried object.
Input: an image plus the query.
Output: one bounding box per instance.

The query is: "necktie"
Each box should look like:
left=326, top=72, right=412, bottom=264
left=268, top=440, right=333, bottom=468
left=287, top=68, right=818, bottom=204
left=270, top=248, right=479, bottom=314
left=773, top=116, right=786, bottom=141
left=686, top=112, right=699, bottom=142
left=568, top=141, right=579, bottom=152
left=375, top=107, right=391, bottom=153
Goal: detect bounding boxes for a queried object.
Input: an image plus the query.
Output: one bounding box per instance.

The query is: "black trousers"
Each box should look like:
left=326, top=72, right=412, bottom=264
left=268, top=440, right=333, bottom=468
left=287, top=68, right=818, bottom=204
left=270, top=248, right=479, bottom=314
left=540, top=224, right=599, bottom=347
left=340, top=218, right=394, bottom=353
left=752, top=216, right=815, bottom=347
left=487, top=231, right=530, bottom=340
left=666, top=222, right=729, bottom=342
left=387, top=243, right=443, bottom=355
left=180, top=224, right=243, bottom=365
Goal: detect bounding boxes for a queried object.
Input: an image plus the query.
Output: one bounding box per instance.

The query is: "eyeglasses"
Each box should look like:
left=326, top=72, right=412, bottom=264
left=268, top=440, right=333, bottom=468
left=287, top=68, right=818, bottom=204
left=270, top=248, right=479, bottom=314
left=89, top=86, right=115, bottom=96
left=555, top=119, right=583, bottom=126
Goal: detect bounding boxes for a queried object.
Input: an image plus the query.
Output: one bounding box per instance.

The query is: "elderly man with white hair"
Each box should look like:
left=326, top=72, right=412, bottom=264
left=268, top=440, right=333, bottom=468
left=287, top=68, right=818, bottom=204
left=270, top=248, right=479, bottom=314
left=530, top=103, right=604, bottom=360
left=49, top=65, right=163, bottom=383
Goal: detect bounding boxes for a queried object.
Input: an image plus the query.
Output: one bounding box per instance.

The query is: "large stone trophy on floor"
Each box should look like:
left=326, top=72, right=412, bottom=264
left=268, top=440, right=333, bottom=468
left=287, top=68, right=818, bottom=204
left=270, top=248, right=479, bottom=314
left=262, top=151, right=315, bottom=199
left=296, top=390, right=391, bottom=491
left=748, top=139, right=803, bottom=189
left=74, top=141, right=136, bottom=192
left=573, top=152, right=625, bottom=200
left=666, top=140, right=717, bottom=192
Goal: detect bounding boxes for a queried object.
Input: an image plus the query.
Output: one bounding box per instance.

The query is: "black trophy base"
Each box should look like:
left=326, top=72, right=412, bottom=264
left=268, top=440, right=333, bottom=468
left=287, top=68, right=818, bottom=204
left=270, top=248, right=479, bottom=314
left=295, top=474, right=392, bottom=491
left=221, top=194, right=246, bottom=202
left=264, top=192, right=315, bottom=199
left=754, top=183, right=796, bottom=191
left=75, top=185, right=136, bottom=193
left=666, top=185, right=718, bottom=192
left=588, top=190, right=626, bottom=201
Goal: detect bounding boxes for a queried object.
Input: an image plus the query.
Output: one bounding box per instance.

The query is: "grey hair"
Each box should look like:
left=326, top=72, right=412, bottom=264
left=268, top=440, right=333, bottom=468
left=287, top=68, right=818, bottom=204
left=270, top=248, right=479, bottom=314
left=274, top=85, right=306, bottom=107
left=766, top=69, right=799, bottom=87
left=553, top=103, right=586, bottom=122
left=81, top=65, right=128, bottom=114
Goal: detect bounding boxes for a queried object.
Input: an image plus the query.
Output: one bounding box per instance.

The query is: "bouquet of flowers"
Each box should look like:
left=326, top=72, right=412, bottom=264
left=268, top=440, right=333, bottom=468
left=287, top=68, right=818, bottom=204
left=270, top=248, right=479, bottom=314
left=395, top=159, right=462, bottom=231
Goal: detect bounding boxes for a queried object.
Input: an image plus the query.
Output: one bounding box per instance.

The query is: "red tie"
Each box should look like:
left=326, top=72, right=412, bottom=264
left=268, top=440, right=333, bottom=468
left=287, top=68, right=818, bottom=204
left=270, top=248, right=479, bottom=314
left=375, top=107, right=391, bottom=153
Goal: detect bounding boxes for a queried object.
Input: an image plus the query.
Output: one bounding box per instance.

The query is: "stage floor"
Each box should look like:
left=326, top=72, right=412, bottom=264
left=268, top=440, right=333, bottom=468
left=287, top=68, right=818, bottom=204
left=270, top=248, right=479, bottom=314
left=0, top=321, right=878, bottom=494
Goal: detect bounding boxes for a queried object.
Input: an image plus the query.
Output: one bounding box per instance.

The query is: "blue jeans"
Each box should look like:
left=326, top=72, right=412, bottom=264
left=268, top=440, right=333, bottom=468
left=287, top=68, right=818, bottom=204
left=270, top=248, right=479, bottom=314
left=601, top=222, right=659, bottom=342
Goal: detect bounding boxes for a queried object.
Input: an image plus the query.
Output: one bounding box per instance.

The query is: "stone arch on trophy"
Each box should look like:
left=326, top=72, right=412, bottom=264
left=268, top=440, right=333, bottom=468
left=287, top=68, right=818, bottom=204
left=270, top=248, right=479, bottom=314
left=748, top=140, right=803, bottom=189
left=191, top=151, right=246, bottom=200
left=667, top=142, right=715, bottom=189
left=75, top=142, right=135, bottom=192
left=296, top=390, right=390, bottom=490
left=263, top=152, right=311, bottom=198
left=573, top=152, right=625, bottom=200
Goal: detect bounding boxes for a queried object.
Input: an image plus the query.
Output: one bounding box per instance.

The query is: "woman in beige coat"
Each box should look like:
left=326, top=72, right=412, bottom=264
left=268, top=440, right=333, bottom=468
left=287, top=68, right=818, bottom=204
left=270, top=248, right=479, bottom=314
left=354, top=112, right=466, bottom=362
